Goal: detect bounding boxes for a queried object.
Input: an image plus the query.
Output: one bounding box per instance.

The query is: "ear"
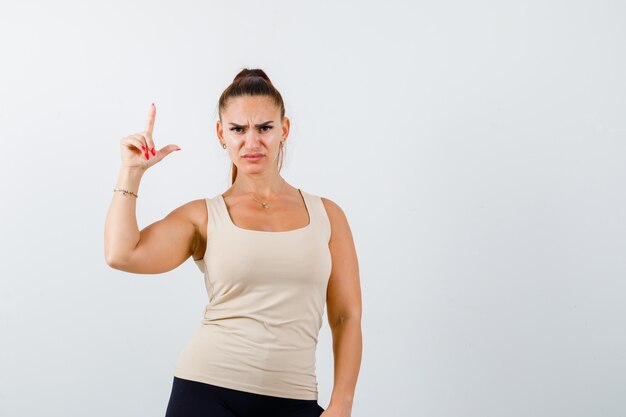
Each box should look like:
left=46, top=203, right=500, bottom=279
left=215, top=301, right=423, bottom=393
left=216, top=120, right=224, bottom=143
left=281, top=116, right=290, bottom=141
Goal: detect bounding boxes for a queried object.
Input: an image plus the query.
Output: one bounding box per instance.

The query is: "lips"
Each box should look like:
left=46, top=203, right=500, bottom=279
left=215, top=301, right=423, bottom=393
left=243, top=153, right=264, bottom=158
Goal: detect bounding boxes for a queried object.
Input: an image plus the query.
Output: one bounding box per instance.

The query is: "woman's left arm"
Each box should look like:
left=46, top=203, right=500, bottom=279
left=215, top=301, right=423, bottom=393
left=321, top=198, right=363, bottom=417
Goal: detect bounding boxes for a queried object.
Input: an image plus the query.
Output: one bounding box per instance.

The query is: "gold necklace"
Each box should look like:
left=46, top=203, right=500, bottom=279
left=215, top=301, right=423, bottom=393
left=241, top=178, right=287, bottom=209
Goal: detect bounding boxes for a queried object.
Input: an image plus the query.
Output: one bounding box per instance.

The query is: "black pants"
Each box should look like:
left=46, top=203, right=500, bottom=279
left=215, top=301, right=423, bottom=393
left=165, top=376, right=325, bottom=417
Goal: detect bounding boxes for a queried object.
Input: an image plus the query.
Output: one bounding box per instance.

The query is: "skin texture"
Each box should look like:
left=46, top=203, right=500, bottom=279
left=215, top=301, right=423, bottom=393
left=104, top=97, right=362, bottom=416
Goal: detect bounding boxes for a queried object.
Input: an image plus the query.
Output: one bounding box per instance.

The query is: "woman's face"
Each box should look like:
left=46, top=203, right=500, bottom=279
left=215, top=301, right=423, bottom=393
left=217, top=95, right=289, bottom=175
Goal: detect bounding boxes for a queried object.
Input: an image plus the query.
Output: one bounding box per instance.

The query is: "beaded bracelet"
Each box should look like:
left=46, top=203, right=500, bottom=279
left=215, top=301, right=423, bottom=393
left=113, top=188, right=138, bottom=198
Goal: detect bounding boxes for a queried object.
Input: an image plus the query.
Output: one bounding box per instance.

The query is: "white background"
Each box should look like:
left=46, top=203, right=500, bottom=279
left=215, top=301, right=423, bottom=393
left=0, top=1, right=625, bottom=416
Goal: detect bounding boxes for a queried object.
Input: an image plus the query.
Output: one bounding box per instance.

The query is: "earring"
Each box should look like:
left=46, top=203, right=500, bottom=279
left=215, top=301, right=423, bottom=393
left=222, top=143, right=226, bottom=149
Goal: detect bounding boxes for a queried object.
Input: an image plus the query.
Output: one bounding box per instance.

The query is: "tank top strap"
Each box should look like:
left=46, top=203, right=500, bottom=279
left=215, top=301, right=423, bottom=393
left=193, top=195, right=227, bottom=274
left=206, top=194, right=230, bottom=233
left=301, top=190, right=331, bottom=243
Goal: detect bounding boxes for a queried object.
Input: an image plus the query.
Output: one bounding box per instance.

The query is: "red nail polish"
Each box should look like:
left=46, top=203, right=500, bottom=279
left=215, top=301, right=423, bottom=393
left=151, top=148, right=155, bottom=156
left=141, top=145, right=145, bottom=150
left=145, top=152, right=149, bottom=160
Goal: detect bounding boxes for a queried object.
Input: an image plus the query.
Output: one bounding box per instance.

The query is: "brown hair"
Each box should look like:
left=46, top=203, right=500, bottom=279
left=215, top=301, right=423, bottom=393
left=217, top=68, right=286, bottom=185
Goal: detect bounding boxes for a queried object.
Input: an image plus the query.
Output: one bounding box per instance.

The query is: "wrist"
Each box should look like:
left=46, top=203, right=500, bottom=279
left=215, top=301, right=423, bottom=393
left=116, top=166, right=144, bottom=192
left=119, top=165, right=146, bottom=176
left=329, top=395, right=354, bottom=409
left=118, top=166, right=144, bottom=180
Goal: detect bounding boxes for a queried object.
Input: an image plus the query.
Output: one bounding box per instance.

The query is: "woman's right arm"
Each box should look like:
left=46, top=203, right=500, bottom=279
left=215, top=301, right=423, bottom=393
left=104, top=168, right=198, bottom=274
left=104, top=103, right=190, bottom=274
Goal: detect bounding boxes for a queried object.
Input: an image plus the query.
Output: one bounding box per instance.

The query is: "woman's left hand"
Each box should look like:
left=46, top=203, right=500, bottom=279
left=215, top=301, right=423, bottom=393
left=320, top=404, right=352, bottom=417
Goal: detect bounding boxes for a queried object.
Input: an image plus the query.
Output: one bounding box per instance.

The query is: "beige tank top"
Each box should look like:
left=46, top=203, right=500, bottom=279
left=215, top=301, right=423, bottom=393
left=173, top=189, right=332, bottom=400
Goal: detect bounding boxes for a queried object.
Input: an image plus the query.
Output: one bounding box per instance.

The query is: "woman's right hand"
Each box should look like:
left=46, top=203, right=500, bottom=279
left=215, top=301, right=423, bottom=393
left=119, top=103, right=181, bottom=171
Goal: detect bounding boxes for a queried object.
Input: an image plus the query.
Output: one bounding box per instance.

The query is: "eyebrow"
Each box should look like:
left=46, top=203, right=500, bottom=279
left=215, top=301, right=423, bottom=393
left=228, top=121, right=274, bottom=128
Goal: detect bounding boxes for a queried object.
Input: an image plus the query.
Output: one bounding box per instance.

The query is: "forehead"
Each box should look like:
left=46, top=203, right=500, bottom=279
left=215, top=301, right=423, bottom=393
left=223, top=95, right=279, bottom=120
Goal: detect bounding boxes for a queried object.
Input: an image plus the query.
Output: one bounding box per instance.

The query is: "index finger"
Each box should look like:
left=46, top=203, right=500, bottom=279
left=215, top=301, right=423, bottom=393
left=146, top=102, right=156, bottom=134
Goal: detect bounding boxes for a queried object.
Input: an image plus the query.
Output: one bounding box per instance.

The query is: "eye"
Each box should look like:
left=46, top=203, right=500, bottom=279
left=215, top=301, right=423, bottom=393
left=261, top=126, right=272, bottom=132
left=230, top=127, right=243, bottom=133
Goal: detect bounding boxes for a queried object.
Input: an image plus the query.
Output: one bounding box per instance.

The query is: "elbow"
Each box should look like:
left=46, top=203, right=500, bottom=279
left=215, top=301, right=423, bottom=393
left=330, top=314, right=361, bottom=329
left=104, top=250, right=127, bottom=270
left=105, top=255, right=120, bottom=269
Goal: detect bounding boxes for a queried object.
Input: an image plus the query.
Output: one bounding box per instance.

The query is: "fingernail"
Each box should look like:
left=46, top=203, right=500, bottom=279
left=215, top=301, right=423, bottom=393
left=151, top=148, right=155, bottom=156
left=175, top=148, right=181, bottom=151
left=145, top=152, right=149, bottom=159
left=141, top=145, right=145, bottom=151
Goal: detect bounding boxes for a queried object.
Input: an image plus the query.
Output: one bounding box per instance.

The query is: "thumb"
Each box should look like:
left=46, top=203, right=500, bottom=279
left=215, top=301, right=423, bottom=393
left=157, top=144, right=182, bottom=160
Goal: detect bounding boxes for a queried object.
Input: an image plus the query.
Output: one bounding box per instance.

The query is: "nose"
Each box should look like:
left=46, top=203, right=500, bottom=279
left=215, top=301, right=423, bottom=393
left=243, top=129, right=262, bottom=147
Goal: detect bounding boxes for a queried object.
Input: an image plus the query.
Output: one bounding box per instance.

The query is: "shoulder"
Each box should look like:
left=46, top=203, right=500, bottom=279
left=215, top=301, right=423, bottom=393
left=320, top=196, right=346, bottom=220
left=320, top=196, right=351, bottom=239
left=167, top=198, right=208, bottom=231
left=167, top=198, right=209, bottom=260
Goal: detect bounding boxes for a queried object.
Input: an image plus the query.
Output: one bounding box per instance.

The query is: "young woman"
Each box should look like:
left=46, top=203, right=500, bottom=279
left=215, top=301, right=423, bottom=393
left=104, top=68, right=362, bottom=417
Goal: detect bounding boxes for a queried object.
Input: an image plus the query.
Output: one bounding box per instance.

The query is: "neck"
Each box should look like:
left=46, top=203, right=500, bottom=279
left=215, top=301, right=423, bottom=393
left=232, top=174, right=286, bottom=200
